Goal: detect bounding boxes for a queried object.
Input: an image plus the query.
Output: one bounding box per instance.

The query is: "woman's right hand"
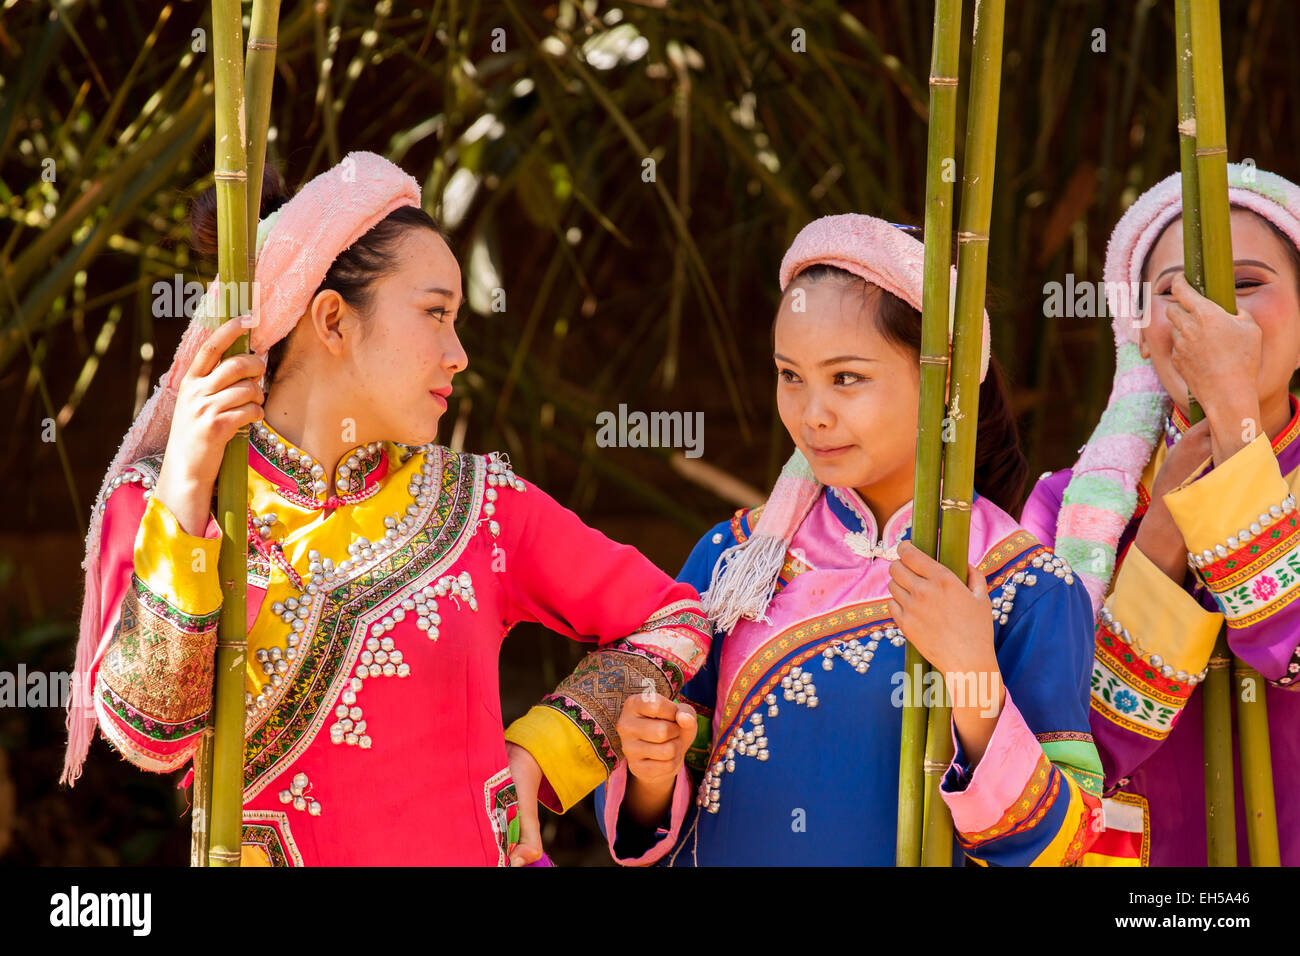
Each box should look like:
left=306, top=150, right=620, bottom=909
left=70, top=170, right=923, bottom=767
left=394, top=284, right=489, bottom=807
left=1133, top=417, right=1213, bottom=584
left=616, top=691, right=696, bottom=827
left=154, top=317, right=267, bottom=536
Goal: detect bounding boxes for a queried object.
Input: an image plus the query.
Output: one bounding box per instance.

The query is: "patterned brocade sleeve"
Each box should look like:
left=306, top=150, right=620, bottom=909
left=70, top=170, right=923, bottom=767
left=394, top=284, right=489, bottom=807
left=92, top=480, right=223, bottom=772
left=939, top=553, right=1104, bottom=866
left=1165, top=434, right=1300, bottom=688
left=500, top=479, right=710, bottom=813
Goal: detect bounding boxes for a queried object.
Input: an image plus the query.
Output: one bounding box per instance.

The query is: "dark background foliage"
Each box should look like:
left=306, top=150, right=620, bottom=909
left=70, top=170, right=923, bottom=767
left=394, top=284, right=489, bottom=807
left=1, top=0, right=1296, bottom=865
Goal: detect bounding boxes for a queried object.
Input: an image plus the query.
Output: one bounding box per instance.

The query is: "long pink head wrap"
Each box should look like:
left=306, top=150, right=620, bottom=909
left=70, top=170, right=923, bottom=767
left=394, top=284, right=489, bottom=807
left=701, top=213, right=992, bottom=633
left=63, top=151, right=421, bottom=785
left=1054, top=163, right=1300, bottom=616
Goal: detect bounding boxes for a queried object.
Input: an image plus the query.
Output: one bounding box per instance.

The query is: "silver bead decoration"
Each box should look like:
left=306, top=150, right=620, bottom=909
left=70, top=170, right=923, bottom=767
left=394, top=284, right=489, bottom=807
left=1097, top=605, right=1197, bottom=683
left=1187, top=494, right=1296, bottom=569
left=698, top=647, right=891, bottom=812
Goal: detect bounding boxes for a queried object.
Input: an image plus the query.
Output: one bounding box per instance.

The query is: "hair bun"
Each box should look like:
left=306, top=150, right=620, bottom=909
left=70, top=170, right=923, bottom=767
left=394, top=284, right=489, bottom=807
left=189, top=164, right=291, bottom=258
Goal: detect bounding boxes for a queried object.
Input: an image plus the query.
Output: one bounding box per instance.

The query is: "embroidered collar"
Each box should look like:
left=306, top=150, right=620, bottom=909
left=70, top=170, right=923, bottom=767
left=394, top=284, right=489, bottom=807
left=1166, top=392, right=1300, bottom=455
left=249, top=419, right=390, bottom=510
left=826, top=486, right=914, bottom=560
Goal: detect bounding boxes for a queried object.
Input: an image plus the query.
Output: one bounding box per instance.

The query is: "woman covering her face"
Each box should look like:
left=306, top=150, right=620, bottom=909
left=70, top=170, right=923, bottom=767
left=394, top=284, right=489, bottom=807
left=62, top=152, right=711, bottom=866
left=1023, top=164, right=1300, bottom=866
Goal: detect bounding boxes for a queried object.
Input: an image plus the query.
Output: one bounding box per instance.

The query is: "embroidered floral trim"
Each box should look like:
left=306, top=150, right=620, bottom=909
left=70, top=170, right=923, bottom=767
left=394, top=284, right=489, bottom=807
left=1091, top=656, right=1180, bottom=741
left=249, top=420, right=388, bottom=506
left=131, top=573, right=223, bottom=633
left=242, top=811, right=303, bottom=867
left=730, top=505, right=763, bottom=544
left=1169, top=395, right=1300, bottom=456
left=1188, top=494, right=1298, bottom=578
left=1096, top=605, right=1206, bottom=686
left=98, top=680, right=208, bottom=742
left=1274, top=642, right=1300, bottom=688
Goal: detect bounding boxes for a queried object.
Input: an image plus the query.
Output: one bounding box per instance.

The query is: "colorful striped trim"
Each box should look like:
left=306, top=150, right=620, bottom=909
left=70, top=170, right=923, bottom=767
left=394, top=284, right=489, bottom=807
left=956, top=753, right=1058, bottom=849
left=132, top=573, right=223, bottom=634
left=730, top=505, right=762, bottom=545
left=1095, top=628, right=1197, bottom=703
left=1171, top=392, right=1300, bottom=457
left=1197, top=511, right=1300, bottom=589
left=98, top=681, right=208, bottom=742
left=1082, top=791, right=1149, bottom=866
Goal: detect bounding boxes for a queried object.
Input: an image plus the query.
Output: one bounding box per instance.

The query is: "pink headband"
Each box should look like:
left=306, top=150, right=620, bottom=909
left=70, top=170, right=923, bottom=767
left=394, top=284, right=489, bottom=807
left=778, top=213, right=992, bottom=382
left=63, top=151, right=421, bottom=784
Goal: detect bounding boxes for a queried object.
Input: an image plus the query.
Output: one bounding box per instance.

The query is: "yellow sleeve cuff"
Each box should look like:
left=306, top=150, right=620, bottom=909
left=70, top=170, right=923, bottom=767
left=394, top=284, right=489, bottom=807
left=1108, top=543, right=1223, bottom=674
left=504, top=705, right=609, bottom=813
left=1164, top=434, right=1289, bottom=556
left=133, top=495, right=223, bottom=615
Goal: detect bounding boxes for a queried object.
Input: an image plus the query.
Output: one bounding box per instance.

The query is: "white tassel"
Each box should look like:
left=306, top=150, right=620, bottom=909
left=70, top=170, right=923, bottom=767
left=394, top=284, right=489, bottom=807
left=700, top=534, right=787, bottom=635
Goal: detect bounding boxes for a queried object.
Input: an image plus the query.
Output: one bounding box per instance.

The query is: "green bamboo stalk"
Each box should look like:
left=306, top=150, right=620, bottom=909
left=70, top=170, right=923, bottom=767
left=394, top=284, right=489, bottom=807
left=1188, top=0, right=1234, bottom=315
left=921, top=0, right=1006, bottom=868
left=1177, top=0, right=1233, bottom=867
left=898, top=0, right=962, bottom=869
left=197, top=0, right=253, bottom=869
left=1187, top=0, right=1280, bottom=867
left=1234, top=659, right=1281, bottom=864
left=1202, top=633, right=1236, bottom=865
left=1174, top=0, right=1205, bottom=348
left=244, top=0, right=282, bottom=250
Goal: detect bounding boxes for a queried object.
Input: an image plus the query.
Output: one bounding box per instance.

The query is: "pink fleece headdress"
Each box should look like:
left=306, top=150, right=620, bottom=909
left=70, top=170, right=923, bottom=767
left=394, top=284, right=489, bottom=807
left=1054, top=164, right=1300, bottom=614
left=701, top=213, right=992, bottom=633
left=62, top=151, right=421, bottom=785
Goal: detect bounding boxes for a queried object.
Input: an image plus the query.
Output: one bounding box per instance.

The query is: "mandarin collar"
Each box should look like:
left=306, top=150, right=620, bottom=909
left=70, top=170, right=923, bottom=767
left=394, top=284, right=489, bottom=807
left=249, top=419, right=390, bottom=510
left=1166, top=392, right=1300, bottom=454
left=825, top=486, right=915, bottom=551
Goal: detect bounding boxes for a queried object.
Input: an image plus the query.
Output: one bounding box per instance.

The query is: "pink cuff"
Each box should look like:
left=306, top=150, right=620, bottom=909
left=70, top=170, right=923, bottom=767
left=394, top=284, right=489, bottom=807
left=939, top=693, right=1044, bottom=834
left=603, top=760, right=691, bottom=866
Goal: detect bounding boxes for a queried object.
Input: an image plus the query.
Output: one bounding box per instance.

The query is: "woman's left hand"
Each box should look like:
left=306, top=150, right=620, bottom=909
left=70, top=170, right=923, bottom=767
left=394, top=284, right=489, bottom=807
left=504, top=741, right=545, bottom=866
left=887, top=539, right=998, bottom=679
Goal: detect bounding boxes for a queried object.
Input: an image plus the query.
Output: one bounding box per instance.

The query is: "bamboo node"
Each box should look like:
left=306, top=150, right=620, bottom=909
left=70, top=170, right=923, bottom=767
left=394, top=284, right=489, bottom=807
left=923, top=759, right=950, bottom=773
left=1208, top=654, right=1232, bottom=670
left=248, top=38, right=278, bottom=50
left=1195, top=146, right=1228, bottom=157
left=208, top=847, right=241, bottom=864
left=214, top=168, right=249, bottom=182
left=929, top=75, right=959, bottom=87
left=919, top=354, right=950, bottom=366
left=956, top=230, right=988, bottom=243
left=940, top=498, right=971, bottom=512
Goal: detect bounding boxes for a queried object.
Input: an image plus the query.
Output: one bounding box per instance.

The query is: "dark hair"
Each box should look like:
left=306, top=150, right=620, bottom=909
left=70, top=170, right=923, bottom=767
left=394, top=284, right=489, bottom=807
left=190, top=164, right=447, bottom=385
left=785, top=264, right=1029, bottom=514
